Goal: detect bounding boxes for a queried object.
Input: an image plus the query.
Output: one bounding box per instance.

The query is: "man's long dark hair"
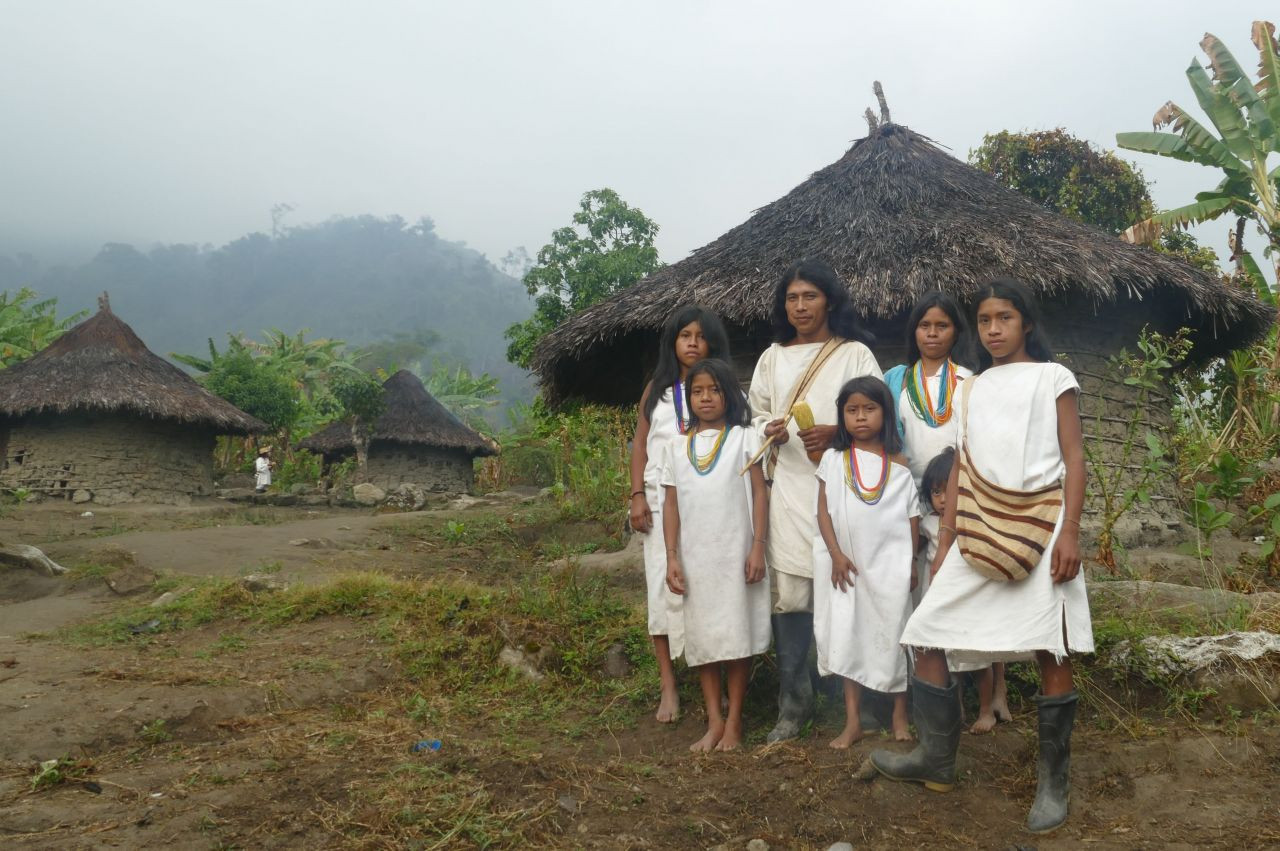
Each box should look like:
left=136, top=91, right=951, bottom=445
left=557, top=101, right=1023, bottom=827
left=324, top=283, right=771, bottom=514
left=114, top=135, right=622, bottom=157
left=770, top=258, right=873, bottom=345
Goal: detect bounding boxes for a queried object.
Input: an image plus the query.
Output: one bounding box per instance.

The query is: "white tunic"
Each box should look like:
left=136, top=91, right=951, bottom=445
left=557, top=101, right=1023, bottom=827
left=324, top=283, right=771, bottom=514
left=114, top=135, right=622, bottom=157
left=812, top=448, right=920, bottom=693
left=916, top=512, right=985, bottom=673
left=903, top=362, right=1095, bottom=663
left=254, top=456, right=271, bottom=488
left=748, top=341, right=883, bottom=579
left=660, top=426, right=771, bottom=667
left=898, top=363, right=973, bottom=486
left=640, top=385, right=686, bottom=636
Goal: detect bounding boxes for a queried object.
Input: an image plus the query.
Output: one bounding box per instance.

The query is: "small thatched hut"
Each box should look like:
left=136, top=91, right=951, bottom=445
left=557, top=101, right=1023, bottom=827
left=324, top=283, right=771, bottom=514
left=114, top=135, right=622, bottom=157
left=299, top=370, right=496, bottom=494
left=533, top=119, right=1274, bottom=538
left=0, top=294, right=267, bottom=505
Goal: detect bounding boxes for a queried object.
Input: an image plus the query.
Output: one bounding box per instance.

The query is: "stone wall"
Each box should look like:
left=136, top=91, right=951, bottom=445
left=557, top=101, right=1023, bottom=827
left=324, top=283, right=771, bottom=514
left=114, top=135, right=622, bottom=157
left=0, top=414, right=216, bottom=505
left=364, top=442, right=475, bottom=494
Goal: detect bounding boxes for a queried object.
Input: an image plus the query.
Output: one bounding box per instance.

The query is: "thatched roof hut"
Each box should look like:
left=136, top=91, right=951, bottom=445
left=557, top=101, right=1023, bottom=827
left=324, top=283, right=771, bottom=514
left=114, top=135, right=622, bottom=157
left=299, top=370, right=496, bottom=494
left=0, top=294, right=267, bottom=433
left=0, top=294, right=266, bottom=504
left=533, top=121, right=1273, bottom=405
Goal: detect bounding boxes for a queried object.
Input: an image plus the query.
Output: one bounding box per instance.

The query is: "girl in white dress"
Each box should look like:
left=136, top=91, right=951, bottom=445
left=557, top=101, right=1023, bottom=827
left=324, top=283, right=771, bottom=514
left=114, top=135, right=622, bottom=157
left=814, top=376, right=920, bottom=748
left=917, top=448, right=1009, bottom=733
left=872, top=278, right=1091, bottom=836
left=662, top=359, right=771, bottom=752
left=629, top=306, right=731, bottom=723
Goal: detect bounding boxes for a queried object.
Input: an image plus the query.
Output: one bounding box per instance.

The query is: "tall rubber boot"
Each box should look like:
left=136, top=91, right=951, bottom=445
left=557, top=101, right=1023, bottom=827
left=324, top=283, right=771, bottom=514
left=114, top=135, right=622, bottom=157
left=766, top=612, right=814, bottom=743
left=870, top=676, right=961, bottom=792
left=1026, top=691, right=1078, bottom=834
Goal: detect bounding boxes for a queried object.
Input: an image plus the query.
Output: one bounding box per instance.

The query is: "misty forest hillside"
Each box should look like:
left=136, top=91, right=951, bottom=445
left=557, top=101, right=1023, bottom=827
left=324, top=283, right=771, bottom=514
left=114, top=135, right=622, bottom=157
left=0, top=215, right=535, bottom=405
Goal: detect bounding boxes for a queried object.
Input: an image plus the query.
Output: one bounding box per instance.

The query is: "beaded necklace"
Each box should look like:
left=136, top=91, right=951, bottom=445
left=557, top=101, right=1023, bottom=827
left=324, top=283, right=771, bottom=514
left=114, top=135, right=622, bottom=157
left=686, top=426, right=729, bottom=476
left=671, top=382, right=690, bottom=434
left=844, top=446, right=889, bottom=504
left=905, top=359, right=958, bottom=427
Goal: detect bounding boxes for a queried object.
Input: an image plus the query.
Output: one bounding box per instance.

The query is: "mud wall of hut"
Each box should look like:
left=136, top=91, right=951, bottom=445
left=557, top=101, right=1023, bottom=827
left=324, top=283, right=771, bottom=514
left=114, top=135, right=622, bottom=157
left=365, top=442, right=475, bottom=493
left=0, top=414, right=216, bottom=505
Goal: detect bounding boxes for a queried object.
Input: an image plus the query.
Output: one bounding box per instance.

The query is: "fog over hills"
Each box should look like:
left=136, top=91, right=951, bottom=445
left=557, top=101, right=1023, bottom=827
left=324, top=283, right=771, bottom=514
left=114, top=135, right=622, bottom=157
left=0, top=215, right=536, bottom=406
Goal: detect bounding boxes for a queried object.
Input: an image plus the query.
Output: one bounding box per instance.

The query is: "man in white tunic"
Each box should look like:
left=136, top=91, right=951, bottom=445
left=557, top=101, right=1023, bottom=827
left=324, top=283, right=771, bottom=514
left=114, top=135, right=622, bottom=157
left=254, top=446, right=273, bottom=493
left=747, top=260, right=882, bottom=742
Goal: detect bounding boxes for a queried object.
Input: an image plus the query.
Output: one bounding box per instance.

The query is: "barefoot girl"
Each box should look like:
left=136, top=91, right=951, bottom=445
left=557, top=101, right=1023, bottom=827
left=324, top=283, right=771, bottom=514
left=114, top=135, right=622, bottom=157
left=662, top=358, right=770, bottom=752
left=814, top=376, right=920, bottom=748
left=918, top=449, right=1010, bottom=734
left=747, top=259, right=881, bottom=743
left=630, top=306, right=731, bottom=723
left=872, top=278, right=1093, bottom=835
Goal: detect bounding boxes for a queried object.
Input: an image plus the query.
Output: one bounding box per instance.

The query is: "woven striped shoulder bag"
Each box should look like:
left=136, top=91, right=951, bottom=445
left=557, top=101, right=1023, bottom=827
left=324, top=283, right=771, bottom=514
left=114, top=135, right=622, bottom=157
left=954, top=376, right=1062, bottom=582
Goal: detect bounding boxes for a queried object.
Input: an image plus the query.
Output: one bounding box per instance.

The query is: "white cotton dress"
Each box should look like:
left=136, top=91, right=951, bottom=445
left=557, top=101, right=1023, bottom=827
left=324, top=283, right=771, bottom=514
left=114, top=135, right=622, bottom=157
left=903, top=362, right=1095, bottom=664
left=916, top=513, right=986, bottom=673
left=660, top=426, right=772, bottom=667
left=641, top=385, right=685, bottom=638
left=899, top=362, right=973, bottom=487
left=812, top=448, right=920, bottom=693
left=748, top=342, right=883, bottom=595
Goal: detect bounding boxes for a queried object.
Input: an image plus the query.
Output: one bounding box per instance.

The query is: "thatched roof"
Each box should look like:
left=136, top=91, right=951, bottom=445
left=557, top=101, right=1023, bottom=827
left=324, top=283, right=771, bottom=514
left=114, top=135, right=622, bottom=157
left=298, top=369, right=497, bottom=457
left=533, top=121, right=1275, bottom=404
left=0, top=294, right=266, bottom=433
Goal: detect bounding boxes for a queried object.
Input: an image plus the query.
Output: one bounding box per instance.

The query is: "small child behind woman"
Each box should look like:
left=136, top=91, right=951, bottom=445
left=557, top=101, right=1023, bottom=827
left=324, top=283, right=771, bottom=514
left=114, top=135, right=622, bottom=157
left=662, top=358, right=771, bottom=752
left=918, top=449, right=1010, bottom=734
left=814, top=376, right=920, bottom=747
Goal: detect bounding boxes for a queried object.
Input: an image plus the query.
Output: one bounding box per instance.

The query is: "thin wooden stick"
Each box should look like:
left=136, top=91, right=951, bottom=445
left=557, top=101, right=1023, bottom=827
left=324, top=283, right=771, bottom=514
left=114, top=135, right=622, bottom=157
left=740, top=413, right=793, bottom=475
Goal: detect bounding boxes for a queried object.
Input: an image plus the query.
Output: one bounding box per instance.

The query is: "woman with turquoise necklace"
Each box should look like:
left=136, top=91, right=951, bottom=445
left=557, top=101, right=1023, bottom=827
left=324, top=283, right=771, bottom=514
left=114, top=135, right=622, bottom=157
left=884, top=290, right=1009, bottom=734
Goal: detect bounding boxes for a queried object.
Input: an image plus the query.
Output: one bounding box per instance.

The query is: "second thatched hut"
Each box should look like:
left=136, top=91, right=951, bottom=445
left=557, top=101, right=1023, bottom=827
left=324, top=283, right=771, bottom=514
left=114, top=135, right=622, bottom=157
left=299, top=370, right=496, bottom=494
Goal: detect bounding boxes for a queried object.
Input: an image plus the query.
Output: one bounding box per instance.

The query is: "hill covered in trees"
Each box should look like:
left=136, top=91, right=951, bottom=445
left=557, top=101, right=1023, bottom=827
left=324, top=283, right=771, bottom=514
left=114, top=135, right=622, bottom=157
left=0, top=215, right=534, bottom=405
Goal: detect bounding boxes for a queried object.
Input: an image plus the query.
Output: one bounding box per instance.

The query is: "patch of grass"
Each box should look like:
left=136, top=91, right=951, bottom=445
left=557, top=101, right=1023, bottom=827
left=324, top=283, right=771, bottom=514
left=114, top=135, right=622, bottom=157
left=63, top=561, right=114, bottom=586
left=140, top=719, right=172, bottom=745
left=29, top=757, right=93, bottom=791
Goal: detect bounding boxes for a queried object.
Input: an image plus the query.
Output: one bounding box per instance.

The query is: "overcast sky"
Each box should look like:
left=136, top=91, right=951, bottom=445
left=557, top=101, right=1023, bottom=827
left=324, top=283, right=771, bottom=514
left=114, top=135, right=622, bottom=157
left=1, top=1, right=1275, bottom=269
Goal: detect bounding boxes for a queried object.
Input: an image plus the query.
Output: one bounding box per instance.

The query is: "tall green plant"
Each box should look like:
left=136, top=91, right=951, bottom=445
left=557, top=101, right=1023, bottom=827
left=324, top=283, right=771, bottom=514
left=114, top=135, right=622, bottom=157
left=0, top=288, right=85, bottom=367
left=1116, top=21, right=1280, bottom=301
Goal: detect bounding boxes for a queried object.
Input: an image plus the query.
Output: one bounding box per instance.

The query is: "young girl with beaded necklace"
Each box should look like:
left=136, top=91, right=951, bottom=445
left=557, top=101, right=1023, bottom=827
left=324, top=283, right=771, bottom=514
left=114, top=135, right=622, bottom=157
left=872, top=277, right=1093, bottom=835
left=630, top=306, right=731, bottom=724
left=813, top=376, right=921, bottom=748
left=661, top=358, right=770, bottom=752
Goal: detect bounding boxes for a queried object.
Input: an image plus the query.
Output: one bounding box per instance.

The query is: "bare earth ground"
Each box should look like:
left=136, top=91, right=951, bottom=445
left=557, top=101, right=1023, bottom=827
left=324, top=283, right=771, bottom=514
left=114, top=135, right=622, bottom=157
left=0, top=500, right=1277, bottom=849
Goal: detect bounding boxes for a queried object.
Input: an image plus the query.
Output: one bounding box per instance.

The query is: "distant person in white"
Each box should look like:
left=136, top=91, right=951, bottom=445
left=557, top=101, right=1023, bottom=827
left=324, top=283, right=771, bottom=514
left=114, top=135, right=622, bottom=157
left=254, top=446, right=273, bottom=493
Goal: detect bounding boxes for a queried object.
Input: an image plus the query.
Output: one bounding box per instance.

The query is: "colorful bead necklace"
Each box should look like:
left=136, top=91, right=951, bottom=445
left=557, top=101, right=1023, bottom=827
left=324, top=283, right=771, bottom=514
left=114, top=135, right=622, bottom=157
left=671, top=382, right=690, bottom=434
left=905, top=359, right=958, bottom=427
left=686, top=426, right=728, bottom=476
left=844, top=446, right=889, bottom=504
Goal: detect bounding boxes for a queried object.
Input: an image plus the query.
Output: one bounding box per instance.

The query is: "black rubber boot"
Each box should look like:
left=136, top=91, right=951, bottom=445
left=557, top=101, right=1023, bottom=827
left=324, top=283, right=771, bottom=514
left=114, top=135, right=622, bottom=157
left=1026, top=691, right=1078, bottom=834
left=766, top=612, right=814, bottom=743
left=870, top=676, right=961, bottom=792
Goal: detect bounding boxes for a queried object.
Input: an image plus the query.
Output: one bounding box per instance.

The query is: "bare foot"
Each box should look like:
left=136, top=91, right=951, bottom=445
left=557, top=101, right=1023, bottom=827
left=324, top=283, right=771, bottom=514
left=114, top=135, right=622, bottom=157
left=991, top=696, right=1012, bottom=723
left=828, top=723, right=864, bottom=749
left=690, top=722, right=724, bottom=752
left=656, top=690, right=680, bottom=724
left=891, top=704, right=913, bottom=742
left=969, top=710, right=997, bottom=734
left=715, top=718, right=743, bottom=751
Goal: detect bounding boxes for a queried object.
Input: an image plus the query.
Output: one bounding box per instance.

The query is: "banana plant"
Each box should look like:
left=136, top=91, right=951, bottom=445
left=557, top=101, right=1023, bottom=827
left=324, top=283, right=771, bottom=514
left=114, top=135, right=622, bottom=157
left=1117, top=21, right=1280, bottom=305
left=0, top=288, right=84, bottom=367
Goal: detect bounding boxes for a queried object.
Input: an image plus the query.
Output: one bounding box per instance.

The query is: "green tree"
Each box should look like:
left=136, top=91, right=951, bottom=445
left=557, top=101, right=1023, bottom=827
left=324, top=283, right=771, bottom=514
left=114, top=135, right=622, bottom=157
left=425, top=360, right=499, bottom=432
left=504, top=188, right=661, bottom=369
left=203, top=343, right=301, bottom=435
left=0, top=288, right=85, bottom=367
left=329, top=371, right=386, bottom=481
left=1115, top=21, right=1280, bottom=303
left=970, top=129, right=1154, bottom=234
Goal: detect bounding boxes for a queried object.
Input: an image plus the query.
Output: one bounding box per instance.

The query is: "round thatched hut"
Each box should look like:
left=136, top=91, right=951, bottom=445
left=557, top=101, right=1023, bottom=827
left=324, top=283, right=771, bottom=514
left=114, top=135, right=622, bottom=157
left=532, top=121, right=1274, bottom=540
left=298, top=370, right=497, bottom=494
left=0, top=295, right=267, bottom=505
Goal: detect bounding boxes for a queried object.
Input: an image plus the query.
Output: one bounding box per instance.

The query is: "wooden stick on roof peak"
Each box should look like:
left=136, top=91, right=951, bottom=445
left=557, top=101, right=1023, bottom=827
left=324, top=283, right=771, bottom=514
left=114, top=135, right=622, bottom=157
left=873, top=81, right=890, bottom=125
left=97, top=291, right=111, bottom=313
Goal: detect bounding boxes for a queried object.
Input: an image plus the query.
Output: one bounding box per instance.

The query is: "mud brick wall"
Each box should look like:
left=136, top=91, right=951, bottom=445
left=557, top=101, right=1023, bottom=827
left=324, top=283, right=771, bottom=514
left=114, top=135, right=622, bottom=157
left=365, top=442, right=475, bottom=494
left=0, top=414, right=216, bottom=505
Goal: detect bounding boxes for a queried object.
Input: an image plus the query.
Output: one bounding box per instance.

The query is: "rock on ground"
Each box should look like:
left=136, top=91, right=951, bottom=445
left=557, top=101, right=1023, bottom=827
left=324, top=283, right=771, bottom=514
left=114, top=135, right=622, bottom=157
left=0, top=543, right=67, bottom=577
left=498, top=645, right=545, bottom=681
left=1089, top=580, right=1280, bottom=629
left=239, top=574, right=287, bottom=593
left=105, top=564, right=158, bottom=596
left=1112, top=631, right=1280, bottom=713
left=352, top=483, right=386, bottom=506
